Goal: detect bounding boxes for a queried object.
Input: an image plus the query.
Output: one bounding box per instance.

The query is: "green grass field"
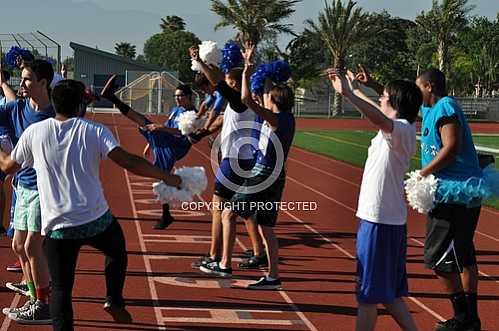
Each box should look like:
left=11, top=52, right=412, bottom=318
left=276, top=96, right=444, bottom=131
left=293, top=129, right=499, bottom=209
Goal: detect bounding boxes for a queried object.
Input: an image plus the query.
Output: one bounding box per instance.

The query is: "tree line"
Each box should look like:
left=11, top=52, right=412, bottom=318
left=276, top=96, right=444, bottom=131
left=109, top=0, right=497, bottom=103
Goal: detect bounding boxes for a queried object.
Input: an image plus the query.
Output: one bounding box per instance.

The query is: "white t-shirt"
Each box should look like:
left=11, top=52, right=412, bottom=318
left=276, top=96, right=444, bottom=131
left=356, top=119, right=416, bottom=225
left=220, top=104, right=256, bottom=160
left=11, top=117, right=119, bottom=234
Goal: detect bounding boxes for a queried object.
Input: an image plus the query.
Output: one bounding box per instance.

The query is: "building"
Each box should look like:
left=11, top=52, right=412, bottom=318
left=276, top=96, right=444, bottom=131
left=70, top=42, right=169, bottom=107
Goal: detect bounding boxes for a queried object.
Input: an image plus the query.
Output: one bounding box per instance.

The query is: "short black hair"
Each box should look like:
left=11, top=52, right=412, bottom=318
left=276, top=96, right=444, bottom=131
left=385, top=80, right=423, bottom=124
left=24, top=60, right=54, bottom=95
left=51, top=80, right=85, bottom=117
left=175, top=84, right=192, bottom=96
left=418, top=68, right=446, bottom=96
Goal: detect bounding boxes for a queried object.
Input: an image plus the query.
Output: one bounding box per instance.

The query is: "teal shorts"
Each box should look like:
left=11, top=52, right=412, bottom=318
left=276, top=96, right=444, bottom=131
left=13, top=185, right=41, bottom=232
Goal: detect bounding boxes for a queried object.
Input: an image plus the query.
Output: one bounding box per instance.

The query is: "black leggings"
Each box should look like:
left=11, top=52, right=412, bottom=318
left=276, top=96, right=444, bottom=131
left=43, top=219, right=128, bottom=331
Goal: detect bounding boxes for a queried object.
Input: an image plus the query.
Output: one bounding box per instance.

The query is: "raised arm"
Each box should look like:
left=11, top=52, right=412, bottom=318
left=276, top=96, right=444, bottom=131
left=240, top=43, right=279, bottom=129
left=327, top=69, right=393, bottom=133
left=189, top=47, right=224, bottom=86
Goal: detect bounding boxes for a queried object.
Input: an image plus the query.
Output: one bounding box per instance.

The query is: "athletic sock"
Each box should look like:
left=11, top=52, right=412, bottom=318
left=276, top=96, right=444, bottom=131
left=265, top=276, right=277, bottom=281
left=465, top=292, right=478, bottom=321
left=450, top=291, right=468, bottom=321
left=36, top=287, right=50, bottom=304
left=26, top=281, right=36, bottom=300
left=162, top=204, right=172, bottom=219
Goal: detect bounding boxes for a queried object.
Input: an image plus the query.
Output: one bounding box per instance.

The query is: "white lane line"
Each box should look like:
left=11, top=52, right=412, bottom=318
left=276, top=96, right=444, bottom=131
left=191, top=145, right=455, bottom=323
left=0, top=294, right=20, bottom=331
left=291, top=146, right=499, bottom=244
left=193, top=148, right=319, bottom=331
left=113, top=125, right=166, bottom=330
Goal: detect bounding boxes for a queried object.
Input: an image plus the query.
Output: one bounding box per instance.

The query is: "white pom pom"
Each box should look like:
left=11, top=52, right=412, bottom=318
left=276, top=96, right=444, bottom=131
left=152, top=166, right=208, bottom=205
left=176, top=111, right=205, bottom=135
left=191, top=40, right=221, bottom=72
left=404, top=170, right=438, bottom=214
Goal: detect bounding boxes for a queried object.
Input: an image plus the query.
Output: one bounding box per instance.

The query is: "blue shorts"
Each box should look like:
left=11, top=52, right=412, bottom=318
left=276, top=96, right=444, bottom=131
left=139, top=119, right=191, bottom=172
left=356, top=219, right=408, bottom=304
left=214, top=158, right=255, bottom=200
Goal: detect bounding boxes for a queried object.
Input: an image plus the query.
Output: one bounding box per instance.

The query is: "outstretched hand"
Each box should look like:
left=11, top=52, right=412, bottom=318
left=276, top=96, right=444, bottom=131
left=144, top=123, right=163, bottom=132
left=355, top=64, right=372, bottom=85
left=242, top=41, right=255, bottom=65
left=166, top=174, right=182, bottom=189
left=325, top=69, right=350, bottom=96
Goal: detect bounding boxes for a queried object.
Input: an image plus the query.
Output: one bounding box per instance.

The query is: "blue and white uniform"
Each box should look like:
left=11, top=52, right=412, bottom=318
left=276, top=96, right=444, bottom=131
left=139, top=106, right=196, bottom=172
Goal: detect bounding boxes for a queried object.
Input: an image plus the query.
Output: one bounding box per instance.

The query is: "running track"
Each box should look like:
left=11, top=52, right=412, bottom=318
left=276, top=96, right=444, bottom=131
left=0, top=115, right=497, bottom=330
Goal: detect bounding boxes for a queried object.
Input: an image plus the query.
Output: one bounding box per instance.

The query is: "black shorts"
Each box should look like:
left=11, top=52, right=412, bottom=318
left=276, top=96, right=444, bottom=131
left=229, top=168, right=285, bottom=227
left=424, top=203, right=481, bottom=273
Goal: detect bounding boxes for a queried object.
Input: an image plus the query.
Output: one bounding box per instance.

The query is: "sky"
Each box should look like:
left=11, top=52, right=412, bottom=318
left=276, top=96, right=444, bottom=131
left=1, top=0, right=497, bottom=61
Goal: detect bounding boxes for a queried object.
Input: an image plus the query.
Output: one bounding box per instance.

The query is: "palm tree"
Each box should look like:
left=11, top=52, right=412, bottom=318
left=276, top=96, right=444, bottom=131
left=306, top=0, right=378, bottom=115
left=114, top=42, right=136, bottom=59
left=160, top=15, right=186, bottom=32
left=210, top=0, right=301, bottom=46
left=416, top=0, right=474, bottom=75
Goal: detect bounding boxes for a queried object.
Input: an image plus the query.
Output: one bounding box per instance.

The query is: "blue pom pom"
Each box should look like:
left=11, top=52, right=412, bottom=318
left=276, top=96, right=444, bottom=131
left=5, top=46, right=34, bottom=67
left=269, top=60, right=291, bottom=83
left=220, top=42, right=242, bottom=73
left=250, top=64, right=271, bottom=95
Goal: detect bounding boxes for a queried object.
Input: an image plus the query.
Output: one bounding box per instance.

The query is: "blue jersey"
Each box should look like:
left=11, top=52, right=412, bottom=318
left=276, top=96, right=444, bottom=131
left=255, top=111, right=295, bottom=169
left=164, top=106, right=195, bottom=159
left=204, top=91, right=225, bottom=114
left=420, top=96, right=480, bottom=180
left=0, top=98, right=55, bottom=188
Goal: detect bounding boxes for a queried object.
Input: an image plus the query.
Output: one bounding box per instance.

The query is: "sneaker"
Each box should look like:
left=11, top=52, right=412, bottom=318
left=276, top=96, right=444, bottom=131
left=2, top=300, right=34, bottom=316
left=239, top=254, right=268, bottom=269
left=6, top=260, right=22, bottom=273
left=199, top=262, right=232, bottom=278
left=103, top=301, right=132, bottom=323
left=8, top=300, right=51, bottom=325
left=246, top=277, right=282, bottom=290
left=435, top=317, right=478, bottom=331
left=100, top=74, right=117, bottom=99
left=153, top=216, right=174, bottom=230
left=191, top=255, right=220, bottom=269
left=5, top=282, right=30, bottom=296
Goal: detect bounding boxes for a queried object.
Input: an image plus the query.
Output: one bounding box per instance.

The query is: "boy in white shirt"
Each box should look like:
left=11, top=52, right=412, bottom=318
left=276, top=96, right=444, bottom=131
left=0, top=80, right=181, bottom=330
left=327, top=69, right=422, bottom=331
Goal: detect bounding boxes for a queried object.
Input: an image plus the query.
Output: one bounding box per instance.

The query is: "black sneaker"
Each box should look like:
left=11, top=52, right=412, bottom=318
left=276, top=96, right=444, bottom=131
left=2, top=300, right=34, bottom=316
left=191, top=255, right=220, bottom=269
left=246, top=277, right=281, bottom=290
left=239, top=254, right=268, bottom=269
left=8, top=300, right=52, bottom=325
left=5, top=282, right=30, bottom=296
left=199, top=262, right=232, bottom=278
left=435, top=317, right=476, bottom=331
left=103, top=301, right=132, bottom=323
left=153, top=216, right=174, bottom=230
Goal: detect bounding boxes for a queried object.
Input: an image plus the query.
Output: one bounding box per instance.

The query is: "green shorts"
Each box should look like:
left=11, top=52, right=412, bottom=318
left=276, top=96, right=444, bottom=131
left=13, top=185, right=41, bottom=232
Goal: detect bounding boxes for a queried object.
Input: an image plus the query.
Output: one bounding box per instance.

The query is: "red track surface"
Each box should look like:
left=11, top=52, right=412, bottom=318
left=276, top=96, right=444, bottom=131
left=0, top=116, right=498, bottom=330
